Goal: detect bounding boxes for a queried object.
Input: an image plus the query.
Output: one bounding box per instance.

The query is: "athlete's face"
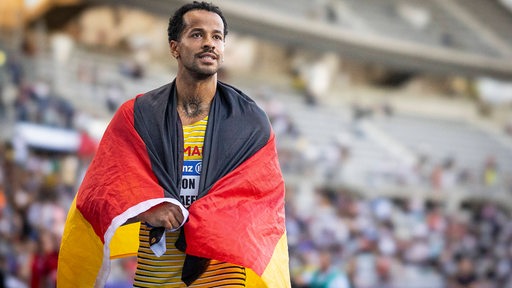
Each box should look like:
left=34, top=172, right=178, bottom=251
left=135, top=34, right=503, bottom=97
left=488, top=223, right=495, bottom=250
left=170, top=10, right=225, bottom=79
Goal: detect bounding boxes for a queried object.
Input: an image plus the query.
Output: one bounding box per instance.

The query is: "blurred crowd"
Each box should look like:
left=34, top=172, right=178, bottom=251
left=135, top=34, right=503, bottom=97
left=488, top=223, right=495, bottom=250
left=0, top=48, right=97, bottom=287
left=259, top=89, right=506, bottom=194
left=1, top=41, right=512, bottom=288
left=285, top=185, right=512, bottom=288
left=257, top=93, right=512, bottom=287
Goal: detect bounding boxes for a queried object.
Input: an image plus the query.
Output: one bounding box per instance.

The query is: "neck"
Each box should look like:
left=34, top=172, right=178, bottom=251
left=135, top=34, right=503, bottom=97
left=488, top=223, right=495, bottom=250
left=175, top=74, right=217, bottom=124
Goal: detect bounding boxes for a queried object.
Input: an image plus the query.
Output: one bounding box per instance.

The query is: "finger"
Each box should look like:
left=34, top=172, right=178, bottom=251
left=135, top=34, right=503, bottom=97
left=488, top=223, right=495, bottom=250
left=162, top=219, right=174, bottom=230
left=168, top=216, right=181, bottom=229
left=166, top=204, right=184, bottom=221
left=172, top=207, right=184, bottom=223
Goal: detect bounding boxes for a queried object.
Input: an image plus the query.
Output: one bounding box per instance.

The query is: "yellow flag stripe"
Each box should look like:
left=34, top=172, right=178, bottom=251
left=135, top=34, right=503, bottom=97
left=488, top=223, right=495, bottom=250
left=57, top=198, right=104, bottom=288
left=246, top=233, right=291, bottom=288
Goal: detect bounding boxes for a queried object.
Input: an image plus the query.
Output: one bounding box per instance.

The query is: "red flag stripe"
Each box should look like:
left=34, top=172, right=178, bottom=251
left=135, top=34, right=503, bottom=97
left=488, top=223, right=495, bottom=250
left=77, top=99, right=164, bottom=242
left=185, top=134, right=285, bottom=275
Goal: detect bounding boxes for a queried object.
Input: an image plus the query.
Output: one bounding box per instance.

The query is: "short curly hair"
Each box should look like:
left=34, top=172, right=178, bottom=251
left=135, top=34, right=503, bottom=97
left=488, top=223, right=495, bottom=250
left=167, top=1, right=228, bottom=42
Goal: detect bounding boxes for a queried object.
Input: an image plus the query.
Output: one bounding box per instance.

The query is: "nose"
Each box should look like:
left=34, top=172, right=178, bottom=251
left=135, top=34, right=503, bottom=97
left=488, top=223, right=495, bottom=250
left=202, top=36, right=215, bottom=51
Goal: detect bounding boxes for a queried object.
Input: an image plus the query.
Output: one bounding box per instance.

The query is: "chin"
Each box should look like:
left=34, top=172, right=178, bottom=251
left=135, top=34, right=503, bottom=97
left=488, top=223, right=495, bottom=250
left=193, top=71, right=217, bottom=80
left=187, top=64, right=219, bottom=79
left=200, top=68, right=219, bottom=76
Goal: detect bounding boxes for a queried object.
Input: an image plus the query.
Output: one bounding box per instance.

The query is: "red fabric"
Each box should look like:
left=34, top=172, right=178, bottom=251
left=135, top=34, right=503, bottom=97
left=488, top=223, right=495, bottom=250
left=185, top=134, right=285, bottom=275
left=76, top=99, right=163, bottom=242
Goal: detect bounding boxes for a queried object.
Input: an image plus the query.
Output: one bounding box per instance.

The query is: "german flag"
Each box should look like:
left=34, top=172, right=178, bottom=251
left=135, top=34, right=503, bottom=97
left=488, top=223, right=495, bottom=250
left=57, top=81, right=290, bottom=287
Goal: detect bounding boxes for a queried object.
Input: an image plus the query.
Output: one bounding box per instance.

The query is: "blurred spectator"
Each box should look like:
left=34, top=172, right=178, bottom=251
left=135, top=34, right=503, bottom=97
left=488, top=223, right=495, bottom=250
left=30, top=231, right=58, bottom=288
left=6, top=54, right=23, bottom=87
left=449, top=256, right=478, bottom=288
left=324, top=1, right=339, bottom=23
left=0, top=71, right=5, bottom=120
left=309, top=192, right=348, bottom=248
left=482, top=156, right=498, bottom=187
left=105, top=82, right=124, bottom=113
left=119, top=59, right=144, bottom=80
left=431, top=157, right=459, bottom=191
left=309, top=248, right=351, bottom=288
left=504, top=117, right=512, bottom=137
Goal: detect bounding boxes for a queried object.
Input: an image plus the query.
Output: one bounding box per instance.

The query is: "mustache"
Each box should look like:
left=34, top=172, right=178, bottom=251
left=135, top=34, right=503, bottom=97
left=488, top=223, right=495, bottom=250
left=196, top=48, right=218, bottom=58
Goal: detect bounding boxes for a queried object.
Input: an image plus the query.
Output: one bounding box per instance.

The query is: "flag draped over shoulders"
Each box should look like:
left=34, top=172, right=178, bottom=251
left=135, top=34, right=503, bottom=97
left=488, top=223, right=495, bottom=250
left=57, top=81, right=290, bottom=287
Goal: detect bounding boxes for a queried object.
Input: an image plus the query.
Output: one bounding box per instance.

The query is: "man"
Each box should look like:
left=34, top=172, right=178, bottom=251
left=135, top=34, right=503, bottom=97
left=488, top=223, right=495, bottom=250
left=309, top=249, right=351, bottom=288
left=58, top=1, right=290, bottom=287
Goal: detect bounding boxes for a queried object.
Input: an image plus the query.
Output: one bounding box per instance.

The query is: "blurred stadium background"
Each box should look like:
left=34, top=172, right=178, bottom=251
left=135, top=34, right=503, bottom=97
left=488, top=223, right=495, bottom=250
left=2, top=0, right=512, bottom=287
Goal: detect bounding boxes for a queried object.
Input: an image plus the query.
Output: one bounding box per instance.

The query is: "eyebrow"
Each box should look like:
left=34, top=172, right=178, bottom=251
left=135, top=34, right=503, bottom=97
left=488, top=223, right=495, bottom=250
left=188, top=27, right=224, bottom=35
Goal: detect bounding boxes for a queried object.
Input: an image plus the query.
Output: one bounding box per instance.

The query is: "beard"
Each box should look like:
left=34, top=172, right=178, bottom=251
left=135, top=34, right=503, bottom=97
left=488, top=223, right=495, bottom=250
left=184, top=58, right=220, bottom=80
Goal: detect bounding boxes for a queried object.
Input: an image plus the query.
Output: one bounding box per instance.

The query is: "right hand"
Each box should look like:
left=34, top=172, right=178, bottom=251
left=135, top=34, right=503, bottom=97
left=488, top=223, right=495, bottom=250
left=138, top=202, right=184, bottom=230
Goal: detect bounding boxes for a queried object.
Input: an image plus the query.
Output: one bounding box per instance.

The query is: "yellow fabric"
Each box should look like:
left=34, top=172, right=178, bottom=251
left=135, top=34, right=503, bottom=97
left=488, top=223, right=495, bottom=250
left=109, top=222, right=140, bottom=259
left=246, top=233, right=291, bottom=288
left=246, top=269, right=267, bottom=288
left=264, top=233, right=291, bottom=287
left=57, top=197, right=104, bottom=288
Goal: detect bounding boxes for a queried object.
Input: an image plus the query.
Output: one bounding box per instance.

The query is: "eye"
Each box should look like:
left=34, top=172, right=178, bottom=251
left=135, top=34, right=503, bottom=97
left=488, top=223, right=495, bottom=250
left=214, top=35, right=223, bottom=41
left=191, top=32, right=202, bottom=38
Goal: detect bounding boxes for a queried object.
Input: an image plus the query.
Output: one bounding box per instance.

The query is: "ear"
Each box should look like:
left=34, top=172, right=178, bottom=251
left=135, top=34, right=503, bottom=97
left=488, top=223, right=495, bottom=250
left=169, top=40, right=179, bottom=59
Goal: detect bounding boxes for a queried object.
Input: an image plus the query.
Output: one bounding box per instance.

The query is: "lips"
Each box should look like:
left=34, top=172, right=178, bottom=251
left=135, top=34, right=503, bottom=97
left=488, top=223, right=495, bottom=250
left=198, top=52, right=217, bottom=61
